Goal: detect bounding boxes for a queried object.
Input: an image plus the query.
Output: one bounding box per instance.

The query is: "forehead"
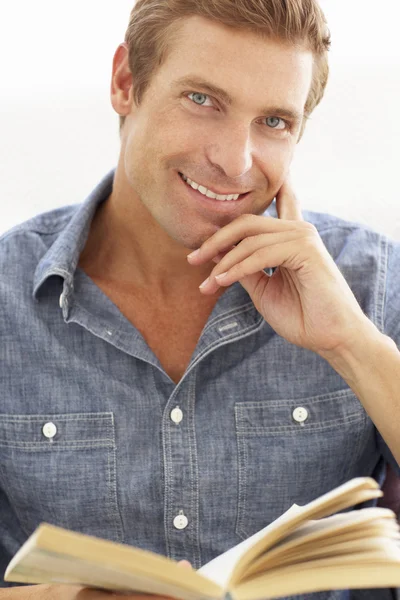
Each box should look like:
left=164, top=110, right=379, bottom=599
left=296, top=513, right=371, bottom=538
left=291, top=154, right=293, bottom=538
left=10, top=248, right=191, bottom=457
left=157, top=16, right=314, bottom=110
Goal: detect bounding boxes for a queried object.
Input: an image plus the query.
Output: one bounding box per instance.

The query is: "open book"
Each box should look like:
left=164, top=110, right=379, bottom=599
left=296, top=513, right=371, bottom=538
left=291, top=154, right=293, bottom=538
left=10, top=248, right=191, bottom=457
left=5, top=478, right=400, bottom=599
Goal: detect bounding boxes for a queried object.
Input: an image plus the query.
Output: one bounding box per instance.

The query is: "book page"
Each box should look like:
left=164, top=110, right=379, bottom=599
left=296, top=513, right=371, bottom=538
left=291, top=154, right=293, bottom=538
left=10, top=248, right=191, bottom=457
left=6, top=550, right=218, bottom=600
left=232, top=547, right=400, bottom=600
left=5, top=524, right=222, bottom=600
left=228, top=477, right=382, bottom=587
left=197, top=505, right=302, bottom=589
left=243, top=508, right=398, bottom=577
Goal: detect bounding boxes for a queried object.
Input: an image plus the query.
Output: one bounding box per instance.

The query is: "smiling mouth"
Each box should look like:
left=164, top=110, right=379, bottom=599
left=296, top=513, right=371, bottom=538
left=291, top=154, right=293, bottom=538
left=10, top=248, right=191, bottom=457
left=178, top=172, right=249, bottom=202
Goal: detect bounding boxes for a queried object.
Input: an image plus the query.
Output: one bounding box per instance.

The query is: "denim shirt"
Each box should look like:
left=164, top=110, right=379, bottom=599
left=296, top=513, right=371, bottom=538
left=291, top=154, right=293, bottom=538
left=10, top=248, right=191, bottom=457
left=0, top=169, right=399, bottom=600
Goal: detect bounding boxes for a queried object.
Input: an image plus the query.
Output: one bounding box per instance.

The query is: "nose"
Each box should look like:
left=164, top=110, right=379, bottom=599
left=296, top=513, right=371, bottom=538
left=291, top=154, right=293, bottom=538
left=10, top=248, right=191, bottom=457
left=205, top=122, right=253, bottom=180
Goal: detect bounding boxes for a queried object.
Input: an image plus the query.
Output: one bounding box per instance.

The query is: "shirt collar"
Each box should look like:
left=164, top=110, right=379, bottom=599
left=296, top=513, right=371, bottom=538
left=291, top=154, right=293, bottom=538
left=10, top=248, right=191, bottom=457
left=33, top=169, right=115, bottom=299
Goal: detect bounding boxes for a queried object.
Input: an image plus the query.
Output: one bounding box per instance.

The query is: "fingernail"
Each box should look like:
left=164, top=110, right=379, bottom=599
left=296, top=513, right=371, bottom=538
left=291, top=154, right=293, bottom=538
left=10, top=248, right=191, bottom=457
left=187, top=249, right=200, bottom=261
left=215, top=272, right=228, bottom=280
left=199, top=277, right=210, bottom=289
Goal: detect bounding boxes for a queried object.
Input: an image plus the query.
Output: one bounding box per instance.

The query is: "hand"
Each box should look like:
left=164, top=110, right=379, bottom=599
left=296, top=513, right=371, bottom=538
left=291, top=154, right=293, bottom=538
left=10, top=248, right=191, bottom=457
left=187, top=179, right=376, bottom=357
left=1, top=561, right=193, bottom=600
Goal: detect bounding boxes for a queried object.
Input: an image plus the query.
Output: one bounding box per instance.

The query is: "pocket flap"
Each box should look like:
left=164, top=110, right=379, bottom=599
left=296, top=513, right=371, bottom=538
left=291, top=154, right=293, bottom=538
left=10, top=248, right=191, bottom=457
left=0, top=413, right=115, bottom=448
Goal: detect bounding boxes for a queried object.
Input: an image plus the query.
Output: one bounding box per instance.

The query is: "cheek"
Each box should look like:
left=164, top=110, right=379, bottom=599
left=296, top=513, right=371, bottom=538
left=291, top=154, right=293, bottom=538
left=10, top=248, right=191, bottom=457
left=261, top=142, right=293, bottom=181
left=124, top=120, right=165, bottom=179
left=255, top=140, right=295, bottom=201
left=140, top=113, right=194, bottom=165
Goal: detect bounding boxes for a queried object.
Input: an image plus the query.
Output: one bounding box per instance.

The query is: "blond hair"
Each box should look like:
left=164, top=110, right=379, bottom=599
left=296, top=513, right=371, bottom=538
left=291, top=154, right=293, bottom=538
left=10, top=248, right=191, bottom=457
left=120, top=0, right=331, bottom=140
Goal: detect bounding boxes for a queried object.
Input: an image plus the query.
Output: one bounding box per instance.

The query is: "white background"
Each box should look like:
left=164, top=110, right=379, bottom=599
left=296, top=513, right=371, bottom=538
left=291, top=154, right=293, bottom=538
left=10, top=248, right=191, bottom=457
left=0, top=1, right=399, bottom=239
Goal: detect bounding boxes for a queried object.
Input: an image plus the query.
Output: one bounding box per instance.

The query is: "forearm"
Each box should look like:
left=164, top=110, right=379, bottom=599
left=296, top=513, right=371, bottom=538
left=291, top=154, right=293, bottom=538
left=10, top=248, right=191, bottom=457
left=320, top=323, right=400, bottom=466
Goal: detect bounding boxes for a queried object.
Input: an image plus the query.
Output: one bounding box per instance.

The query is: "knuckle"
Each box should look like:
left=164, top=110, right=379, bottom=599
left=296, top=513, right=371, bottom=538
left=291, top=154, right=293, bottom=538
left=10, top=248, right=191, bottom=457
left=302, top=221, right=318, bottom=234
left=238, top=236, right=255, bottom=251
left=253, top=247, right=268, bottom=262
left=302, top=230, right=322, bottom=253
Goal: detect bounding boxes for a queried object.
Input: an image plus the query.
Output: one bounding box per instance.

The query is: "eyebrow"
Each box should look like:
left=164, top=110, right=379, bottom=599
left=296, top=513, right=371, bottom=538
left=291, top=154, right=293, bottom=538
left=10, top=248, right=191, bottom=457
left=172, top=76, right=305, bottom=124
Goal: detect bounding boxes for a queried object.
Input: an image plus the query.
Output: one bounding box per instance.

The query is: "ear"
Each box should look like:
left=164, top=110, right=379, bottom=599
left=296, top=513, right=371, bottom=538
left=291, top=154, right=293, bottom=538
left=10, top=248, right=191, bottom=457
left=110, top=42, right=134, bottom=117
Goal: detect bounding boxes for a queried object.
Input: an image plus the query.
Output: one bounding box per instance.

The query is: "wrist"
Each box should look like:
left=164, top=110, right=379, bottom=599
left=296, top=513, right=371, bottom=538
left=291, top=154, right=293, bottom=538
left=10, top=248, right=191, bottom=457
left=319, top=321, right=395, bottom=385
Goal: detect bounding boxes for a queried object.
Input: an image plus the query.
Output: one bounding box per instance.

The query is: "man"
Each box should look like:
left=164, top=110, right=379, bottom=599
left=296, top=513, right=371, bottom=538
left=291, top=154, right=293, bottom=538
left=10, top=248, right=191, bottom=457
left=0, top=0, right=399, bottom=599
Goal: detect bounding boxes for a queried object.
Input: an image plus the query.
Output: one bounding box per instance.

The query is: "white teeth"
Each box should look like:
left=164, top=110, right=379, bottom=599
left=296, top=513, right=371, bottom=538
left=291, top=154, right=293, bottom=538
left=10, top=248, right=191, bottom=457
left=181, top=174, right=240, bottom=201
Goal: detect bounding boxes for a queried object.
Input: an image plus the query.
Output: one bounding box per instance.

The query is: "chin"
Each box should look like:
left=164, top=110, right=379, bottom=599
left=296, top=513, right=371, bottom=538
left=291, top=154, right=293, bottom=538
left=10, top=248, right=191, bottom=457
left=179, top=232, right=214, bottom=251
left=171, top=225, right=220, bottom=251
left=155, top=212, right=218, bottom=249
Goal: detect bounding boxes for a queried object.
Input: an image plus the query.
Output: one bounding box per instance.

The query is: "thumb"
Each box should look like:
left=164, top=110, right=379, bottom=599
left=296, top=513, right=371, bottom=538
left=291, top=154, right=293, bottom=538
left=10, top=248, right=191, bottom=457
left=177, top=560, right=192, bottom=569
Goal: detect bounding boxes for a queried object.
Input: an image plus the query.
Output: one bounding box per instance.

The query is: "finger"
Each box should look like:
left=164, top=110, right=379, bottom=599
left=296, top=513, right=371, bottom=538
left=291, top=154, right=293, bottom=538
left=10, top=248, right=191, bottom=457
left=211, top=247, right=235, bottom=264
left=187, top=214, right=297, bottom=265
left=199, top=238, right=299, bottom=294
left=204, top=229, right=305, bottom=288
left=177, top=560, right=192, bottom=569
left=275, top=179, right=303, bottom=222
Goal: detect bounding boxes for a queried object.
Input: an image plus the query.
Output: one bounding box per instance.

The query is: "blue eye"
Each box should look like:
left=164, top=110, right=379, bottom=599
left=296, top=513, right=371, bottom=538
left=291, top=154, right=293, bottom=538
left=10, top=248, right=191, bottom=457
left=188, top=92, right=212, bottom=106
left=266, top=116, right=285, bottom=130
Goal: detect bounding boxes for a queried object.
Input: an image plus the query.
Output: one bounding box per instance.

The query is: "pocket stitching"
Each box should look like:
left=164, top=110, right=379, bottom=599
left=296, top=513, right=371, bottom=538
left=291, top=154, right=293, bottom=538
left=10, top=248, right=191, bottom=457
left=236, top=411, right=366, bottom=435
left=234, top=397, right=369, bottom=541
left=106, top=415, right=124, bottom=542
left=236, top=425, right=248, bottom=541
left=0, top=413, right=116, bottom=447
left=0, top=412, right=124, bottom=542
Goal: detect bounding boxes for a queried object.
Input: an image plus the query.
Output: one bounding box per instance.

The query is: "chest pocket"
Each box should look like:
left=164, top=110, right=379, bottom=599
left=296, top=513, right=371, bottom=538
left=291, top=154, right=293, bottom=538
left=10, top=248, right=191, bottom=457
left=0, top=413, right=123, bottom=541
left=234, top=389, right=371, bottom=541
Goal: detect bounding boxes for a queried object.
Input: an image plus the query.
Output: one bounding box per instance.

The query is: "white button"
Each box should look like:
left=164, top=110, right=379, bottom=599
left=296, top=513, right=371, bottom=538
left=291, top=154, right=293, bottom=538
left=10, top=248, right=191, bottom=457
left=173, top=513, right=188, bottom=530
left=171, top=407, right=183, bottom=424
left=59, top=293, right=64, bottom=308
left=42, top=422, right=57, bottom=439
left=292, top=407, right=308, bottom=424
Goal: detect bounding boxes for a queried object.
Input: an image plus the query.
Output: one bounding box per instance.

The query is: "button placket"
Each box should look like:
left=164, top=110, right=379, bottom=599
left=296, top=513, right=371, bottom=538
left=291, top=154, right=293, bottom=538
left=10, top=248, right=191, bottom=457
left=163, top=377, right=201, bottom=568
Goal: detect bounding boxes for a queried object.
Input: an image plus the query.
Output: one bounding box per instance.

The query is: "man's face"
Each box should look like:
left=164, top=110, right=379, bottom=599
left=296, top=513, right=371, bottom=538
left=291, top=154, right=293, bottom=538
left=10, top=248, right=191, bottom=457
left=119, top=16, right=313, bottom=249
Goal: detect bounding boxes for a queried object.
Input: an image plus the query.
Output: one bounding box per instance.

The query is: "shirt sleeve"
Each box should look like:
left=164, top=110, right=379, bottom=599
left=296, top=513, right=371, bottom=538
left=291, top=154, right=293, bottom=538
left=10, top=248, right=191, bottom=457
left=379, top=236, right=400, bottom=474
left=384, top=237, right=400, bottom=350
